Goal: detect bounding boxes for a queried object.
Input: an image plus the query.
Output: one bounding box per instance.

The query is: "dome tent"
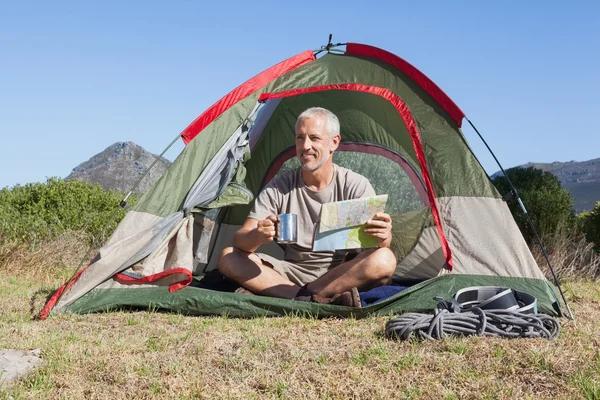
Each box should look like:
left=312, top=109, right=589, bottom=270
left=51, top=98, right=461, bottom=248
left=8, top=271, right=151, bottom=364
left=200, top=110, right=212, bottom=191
left=40, top=42, right=562, bottom=319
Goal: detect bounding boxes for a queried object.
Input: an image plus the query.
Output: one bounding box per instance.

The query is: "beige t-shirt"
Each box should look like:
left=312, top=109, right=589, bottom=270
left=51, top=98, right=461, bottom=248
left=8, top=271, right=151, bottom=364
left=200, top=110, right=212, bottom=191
left=249, top=165, right=376, bottom=274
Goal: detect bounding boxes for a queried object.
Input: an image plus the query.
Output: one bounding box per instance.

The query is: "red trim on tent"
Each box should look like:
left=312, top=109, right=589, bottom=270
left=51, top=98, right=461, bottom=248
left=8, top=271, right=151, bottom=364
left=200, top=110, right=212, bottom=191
left=263, top=143, right=430, bottom=206
left=259, top=85, right=453, bottom=268
left=345, top=43, right=465, bottom=127
left=180, top=50, right=316, bottom=144
left=263, top=147, right=295, bottom=185
left=114, top=268, right=193, bottom=293
left=40, top=266, right=193, bottom=319
left=39, top=265, right=91, bottom=320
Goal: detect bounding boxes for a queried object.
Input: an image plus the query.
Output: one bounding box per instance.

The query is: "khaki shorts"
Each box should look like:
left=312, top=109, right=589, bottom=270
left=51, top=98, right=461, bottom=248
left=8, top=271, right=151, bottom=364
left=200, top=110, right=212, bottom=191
left=256, top=251, right=359, bottom=286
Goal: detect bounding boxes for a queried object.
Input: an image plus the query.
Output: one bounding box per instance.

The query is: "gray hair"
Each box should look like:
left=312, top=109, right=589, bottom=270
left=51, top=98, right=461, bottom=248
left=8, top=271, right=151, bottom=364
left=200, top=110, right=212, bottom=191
left=296, top=107, right=340, bottom=140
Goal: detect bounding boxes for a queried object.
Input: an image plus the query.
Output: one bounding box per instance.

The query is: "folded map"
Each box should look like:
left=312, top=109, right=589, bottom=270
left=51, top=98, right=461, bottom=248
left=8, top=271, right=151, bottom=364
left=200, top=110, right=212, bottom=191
left=312, top=194, right=388, bottom=251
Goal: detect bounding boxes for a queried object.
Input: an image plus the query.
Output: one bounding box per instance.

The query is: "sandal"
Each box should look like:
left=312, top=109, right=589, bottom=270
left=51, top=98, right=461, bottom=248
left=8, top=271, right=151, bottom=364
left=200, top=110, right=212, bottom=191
left=294, top=285, right=362, bottom=308
left=330, top=287, right=362, bottom=308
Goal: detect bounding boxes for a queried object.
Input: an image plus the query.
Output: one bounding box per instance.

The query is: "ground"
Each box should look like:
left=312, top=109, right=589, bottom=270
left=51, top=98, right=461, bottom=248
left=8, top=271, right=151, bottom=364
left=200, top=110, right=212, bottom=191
left=0, top=274, right=599, bottom=399
left=0, top=349, right=42, bottom=388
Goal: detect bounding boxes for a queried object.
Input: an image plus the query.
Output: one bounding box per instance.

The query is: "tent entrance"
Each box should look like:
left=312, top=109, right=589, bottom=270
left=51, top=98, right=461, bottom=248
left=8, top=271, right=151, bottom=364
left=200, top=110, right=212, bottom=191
left=197, top=88, right=452, bottom=278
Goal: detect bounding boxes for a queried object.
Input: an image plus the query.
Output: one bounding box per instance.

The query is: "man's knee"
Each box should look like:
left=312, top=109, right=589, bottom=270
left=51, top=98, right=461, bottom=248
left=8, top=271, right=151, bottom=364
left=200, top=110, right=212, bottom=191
left=368, top=247, right=397, bottom=280
left=217, top=247, right=240, bottom=276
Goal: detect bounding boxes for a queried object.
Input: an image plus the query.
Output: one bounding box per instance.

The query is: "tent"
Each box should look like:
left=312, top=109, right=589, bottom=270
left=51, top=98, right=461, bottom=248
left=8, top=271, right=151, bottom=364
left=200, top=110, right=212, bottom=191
left=40, top=42, right=562, bottom=319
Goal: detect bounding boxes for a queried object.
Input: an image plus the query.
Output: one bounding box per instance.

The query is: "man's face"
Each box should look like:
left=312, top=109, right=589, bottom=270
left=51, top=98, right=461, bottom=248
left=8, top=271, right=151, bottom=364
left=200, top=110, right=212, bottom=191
left=295, top=116, right=336, bottom=172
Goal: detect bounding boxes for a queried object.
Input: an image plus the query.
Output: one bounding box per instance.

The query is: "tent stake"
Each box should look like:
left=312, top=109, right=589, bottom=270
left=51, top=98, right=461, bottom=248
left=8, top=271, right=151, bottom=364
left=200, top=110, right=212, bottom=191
left=465, top=117, right=574, bottom=320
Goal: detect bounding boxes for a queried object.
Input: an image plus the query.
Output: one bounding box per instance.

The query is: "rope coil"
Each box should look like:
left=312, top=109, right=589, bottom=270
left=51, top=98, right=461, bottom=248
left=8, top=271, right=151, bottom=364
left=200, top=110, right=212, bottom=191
left=385, top=308, right=561, bottom=341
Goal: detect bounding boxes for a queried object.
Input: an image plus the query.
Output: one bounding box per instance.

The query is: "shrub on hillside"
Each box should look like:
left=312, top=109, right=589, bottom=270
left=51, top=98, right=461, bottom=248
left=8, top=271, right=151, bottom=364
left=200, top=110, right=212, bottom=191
left=0, top=178, right=129, bottom=246
left=492, top=167, right=576, bottom=243
left=581, top=201, right=600, bottom=252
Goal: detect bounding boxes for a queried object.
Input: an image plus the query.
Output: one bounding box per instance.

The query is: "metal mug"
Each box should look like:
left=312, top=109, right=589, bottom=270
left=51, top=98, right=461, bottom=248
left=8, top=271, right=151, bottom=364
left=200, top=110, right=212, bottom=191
left=277, top=213, right=298, bottom=244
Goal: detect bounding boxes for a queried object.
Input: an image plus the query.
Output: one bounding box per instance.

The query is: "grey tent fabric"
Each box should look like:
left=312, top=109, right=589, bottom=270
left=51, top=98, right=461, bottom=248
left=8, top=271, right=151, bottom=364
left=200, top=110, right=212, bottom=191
left=249, top=99, right=282, bottom=149
left=183, top=123, right=250, bottom=213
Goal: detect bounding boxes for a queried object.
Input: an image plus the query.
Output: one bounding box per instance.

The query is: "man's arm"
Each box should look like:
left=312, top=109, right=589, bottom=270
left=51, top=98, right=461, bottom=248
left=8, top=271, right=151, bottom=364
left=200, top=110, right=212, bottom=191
left=233, top=215, right=278, bottom=253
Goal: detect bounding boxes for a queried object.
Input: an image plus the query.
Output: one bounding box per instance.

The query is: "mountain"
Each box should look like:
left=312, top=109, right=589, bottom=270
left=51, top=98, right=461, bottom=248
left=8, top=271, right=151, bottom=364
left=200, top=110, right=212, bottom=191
left=493, top=158, right=600, bottom=213
left=66, top=142, right=172, bottom=193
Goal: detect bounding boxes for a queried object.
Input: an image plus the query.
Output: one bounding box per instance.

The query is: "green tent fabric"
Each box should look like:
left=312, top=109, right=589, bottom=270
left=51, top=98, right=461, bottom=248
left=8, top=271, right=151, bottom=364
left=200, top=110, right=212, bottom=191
left=66, top=275, right=559, bottom=317
left=40, top=42, right=562, bottom=320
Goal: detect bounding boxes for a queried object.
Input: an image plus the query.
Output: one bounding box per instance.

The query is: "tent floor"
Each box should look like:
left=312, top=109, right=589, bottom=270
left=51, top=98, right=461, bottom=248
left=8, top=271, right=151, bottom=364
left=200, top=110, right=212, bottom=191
left=61, top=274, right=562, bottom=319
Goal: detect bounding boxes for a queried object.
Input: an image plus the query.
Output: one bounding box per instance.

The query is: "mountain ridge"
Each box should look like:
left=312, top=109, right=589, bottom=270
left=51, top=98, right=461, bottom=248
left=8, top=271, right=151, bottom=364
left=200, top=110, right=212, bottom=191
left=66, top=142, right=172, bottom=194
left=493, top=157, right=600, bottom=212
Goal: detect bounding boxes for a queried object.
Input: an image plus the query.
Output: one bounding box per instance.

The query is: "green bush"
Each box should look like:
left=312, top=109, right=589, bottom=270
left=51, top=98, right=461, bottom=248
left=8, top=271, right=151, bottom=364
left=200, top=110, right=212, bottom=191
left=0, top=178, right=130, bottom=245
left=492, top=167, right=576, bottom=243
left=581, top=202, right=600, bottom=252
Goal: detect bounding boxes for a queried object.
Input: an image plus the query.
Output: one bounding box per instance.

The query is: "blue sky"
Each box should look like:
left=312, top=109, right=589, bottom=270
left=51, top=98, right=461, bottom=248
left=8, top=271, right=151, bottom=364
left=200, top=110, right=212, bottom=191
left=1, top=1, right=598, bottom=189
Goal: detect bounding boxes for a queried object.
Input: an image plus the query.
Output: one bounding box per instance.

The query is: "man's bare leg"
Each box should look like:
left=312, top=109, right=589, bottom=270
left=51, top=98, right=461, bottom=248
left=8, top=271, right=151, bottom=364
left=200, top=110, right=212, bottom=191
left=305, top=247, right=397, bottom=297
left=219, top=246, right=396, bottom=300
left=218, top=247, right=300, bottom=299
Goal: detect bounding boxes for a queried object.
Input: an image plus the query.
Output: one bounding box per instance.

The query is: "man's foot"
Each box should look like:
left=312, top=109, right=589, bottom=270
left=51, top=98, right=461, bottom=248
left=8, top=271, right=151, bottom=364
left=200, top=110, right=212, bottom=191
left=293, top=291, right=332, bottom=304
left=234, top=287, right=255, bottom=295
left=330, top=287, right=362, bottom=308
left=293, top=286, right=362, bottom=308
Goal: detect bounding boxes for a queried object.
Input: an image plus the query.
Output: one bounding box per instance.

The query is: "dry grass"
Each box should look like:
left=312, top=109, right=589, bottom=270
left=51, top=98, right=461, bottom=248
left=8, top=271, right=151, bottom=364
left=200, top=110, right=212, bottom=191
left=532, top=227, right=600, bottom=281
left=1, top=235, right=599, bottom=399
left=0, top=231, right=94, bottom=280
left=1, top=277, right=600, bottom=399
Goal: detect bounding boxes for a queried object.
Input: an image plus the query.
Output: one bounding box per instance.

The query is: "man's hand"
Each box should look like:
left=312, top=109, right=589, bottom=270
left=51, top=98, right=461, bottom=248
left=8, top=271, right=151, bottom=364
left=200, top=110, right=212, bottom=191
left=364, top=213, right=393, bottom=248
left=256, top=215, right=278, bottom=244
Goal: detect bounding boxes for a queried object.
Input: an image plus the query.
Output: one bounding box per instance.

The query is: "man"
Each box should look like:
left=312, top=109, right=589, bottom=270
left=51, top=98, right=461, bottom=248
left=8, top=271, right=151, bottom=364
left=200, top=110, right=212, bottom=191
left=218, top=107, right=396, bottom=307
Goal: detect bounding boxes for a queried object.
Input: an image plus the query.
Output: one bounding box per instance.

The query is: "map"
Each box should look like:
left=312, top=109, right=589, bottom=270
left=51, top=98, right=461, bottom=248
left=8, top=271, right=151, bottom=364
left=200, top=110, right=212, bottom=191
left=312, top=195, right=388, bottom=251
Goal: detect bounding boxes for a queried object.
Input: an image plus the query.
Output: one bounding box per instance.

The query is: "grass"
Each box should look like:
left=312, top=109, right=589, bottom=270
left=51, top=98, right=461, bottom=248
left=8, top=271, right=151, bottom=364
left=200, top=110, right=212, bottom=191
left=1, top=237, right=600, bottom=398
left=532, top=226, right=600, bottom=281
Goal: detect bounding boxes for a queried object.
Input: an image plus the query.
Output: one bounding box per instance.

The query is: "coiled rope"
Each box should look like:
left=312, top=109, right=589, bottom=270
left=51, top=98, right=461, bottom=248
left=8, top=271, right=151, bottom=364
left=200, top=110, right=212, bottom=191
left=385, top=308, right=561, bottom=341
